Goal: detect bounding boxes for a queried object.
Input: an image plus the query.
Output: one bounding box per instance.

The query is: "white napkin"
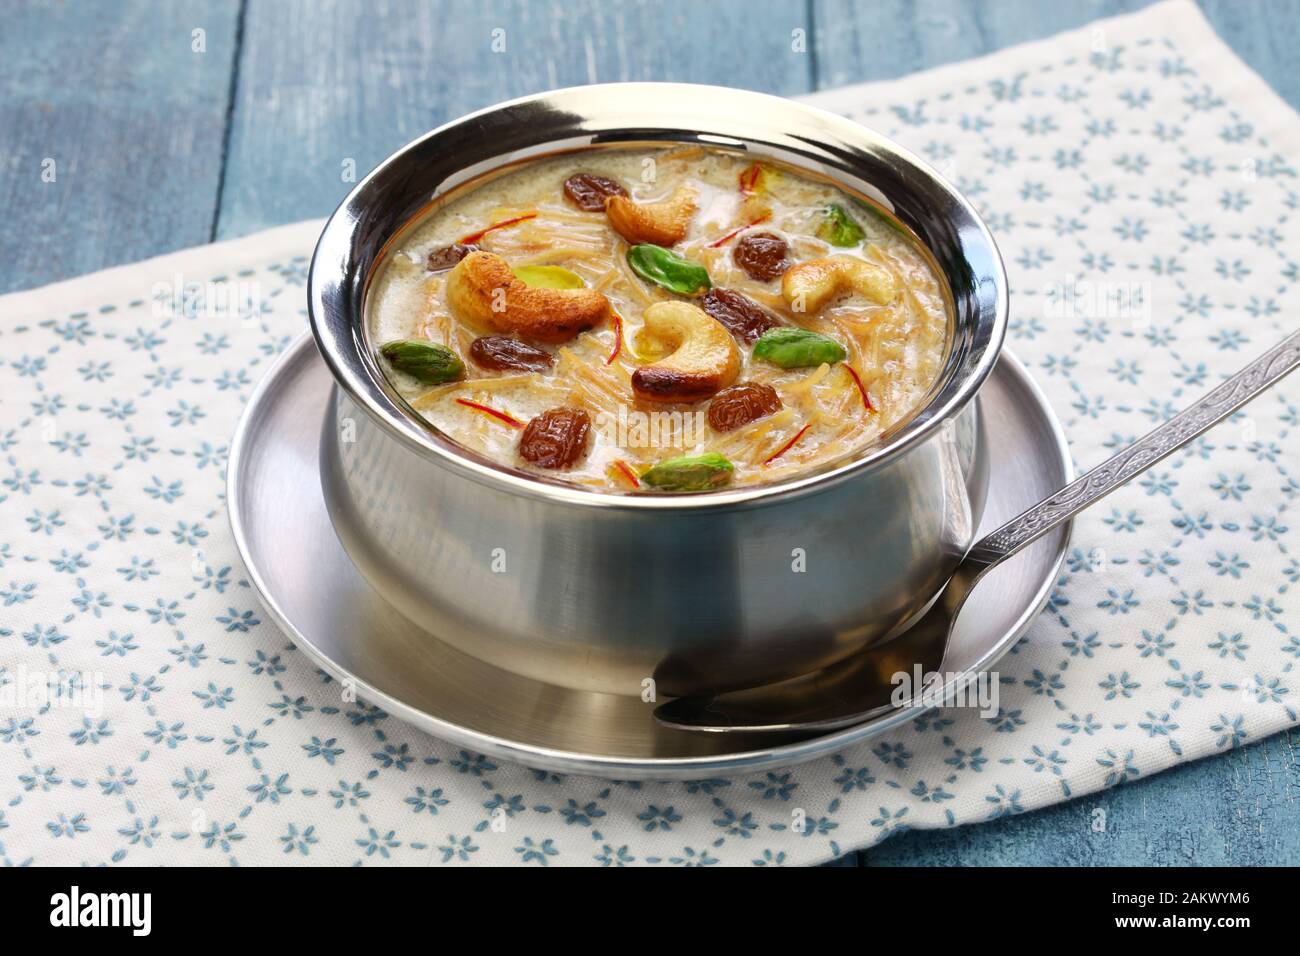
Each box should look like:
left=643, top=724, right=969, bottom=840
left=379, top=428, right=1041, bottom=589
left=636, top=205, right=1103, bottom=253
left=1, top=0, right=1295, bottom=866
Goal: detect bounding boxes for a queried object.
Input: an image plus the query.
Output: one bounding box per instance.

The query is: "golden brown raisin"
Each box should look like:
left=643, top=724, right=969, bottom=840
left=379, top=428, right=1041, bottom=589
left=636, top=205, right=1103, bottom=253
left=426, top=243, right=478, bottom=272
left=632, top=366, right=721, bottom=404
left=707, top=383, right=782, bottom=432
left=563, top=173, right=629, bottom=212
left=733, top=232, right=790, bottom=281
left=469, top=336, right=554, bottom=372
left=700, top=288, right=781, bottom=344
left=519, top=407, right=592, bottom=468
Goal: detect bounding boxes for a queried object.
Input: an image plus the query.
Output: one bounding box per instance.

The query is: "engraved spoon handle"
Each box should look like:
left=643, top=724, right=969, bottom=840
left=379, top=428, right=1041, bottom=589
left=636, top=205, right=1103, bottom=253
left=966, top=328, right=1300, bottom=568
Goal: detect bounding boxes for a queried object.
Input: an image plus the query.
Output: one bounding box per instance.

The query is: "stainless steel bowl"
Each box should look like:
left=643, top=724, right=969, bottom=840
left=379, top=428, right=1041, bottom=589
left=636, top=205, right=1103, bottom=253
left=308, top=83, right=1008, bottom=698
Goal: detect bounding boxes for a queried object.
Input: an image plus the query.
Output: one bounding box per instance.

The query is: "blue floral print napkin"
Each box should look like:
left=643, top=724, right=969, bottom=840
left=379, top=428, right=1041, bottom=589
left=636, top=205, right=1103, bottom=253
left=1, top=0, right=1296, bottom=866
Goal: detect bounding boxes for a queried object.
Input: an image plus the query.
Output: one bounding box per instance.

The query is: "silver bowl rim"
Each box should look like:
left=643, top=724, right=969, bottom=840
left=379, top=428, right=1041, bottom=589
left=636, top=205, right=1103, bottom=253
left=308, top=81, right=1009, bottom=512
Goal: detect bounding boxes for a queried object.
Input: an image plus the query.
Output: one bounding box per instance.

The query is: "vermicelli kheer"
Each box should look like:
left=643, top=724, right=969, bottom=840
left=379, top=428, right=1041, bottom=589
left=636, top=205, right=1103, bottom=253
left=367, top=147, right=951, bottom=493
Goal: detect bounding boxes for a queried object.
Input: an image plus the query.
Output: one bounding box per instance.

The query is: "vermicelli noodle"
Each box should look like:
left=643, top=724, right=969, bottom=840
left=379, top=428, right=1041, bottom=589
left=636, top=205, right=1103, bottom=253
left=367, top=147, right=950, bottom=492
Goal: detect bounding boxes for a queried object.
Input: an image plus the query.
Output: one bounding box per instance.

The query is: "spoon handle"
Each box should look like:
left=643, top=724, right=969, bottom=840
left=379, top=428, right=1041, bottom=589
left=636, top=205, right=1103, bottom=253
left=966, top=328, right=1300, bottom=568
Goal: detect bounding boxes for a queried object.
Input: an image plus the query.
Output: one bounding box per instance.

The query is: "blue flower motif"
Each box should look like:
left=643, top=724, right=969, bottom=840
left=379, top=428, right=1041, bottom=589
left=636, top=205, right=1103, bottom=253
left=637, top=805, right=683, bottom=832
left=512, top=837, right=558, bottom=865
left=438, top=835, right=478, bottom=863
left=406, top=787, right=449, bottom=815
left=199, top=821, right=245, bottom=853
left=356, top=827, right=400, bottom=859
left=172, top=768, right=214, bottom=801
left=595, top=844, right=636, bottom=866
left=248, top=773, right=292, bottom=804
left=280, top=824, right=318, bottom=856
left=303, top=736, right=343, bottom=764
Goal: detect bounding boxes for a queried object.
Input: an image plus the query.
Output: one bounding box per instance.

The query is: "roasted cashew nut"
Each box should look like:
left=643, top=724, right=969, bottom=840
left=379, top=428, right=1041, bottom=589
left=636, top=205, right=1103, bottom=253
left=445, top=251, right=609, bottom=343
left=606, top=185, right=698, bottom=246
left=631, top=301, right=740, bottom=403
left=781, top=254, right=897, bottom=315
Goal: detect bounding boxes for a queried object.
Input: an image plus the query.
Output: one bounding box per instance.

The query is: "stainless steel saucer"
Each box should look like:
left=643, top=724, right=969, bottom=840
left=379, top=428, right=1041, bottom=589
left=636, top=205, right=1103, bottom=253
left=227, top=333, right=1071, bottom=779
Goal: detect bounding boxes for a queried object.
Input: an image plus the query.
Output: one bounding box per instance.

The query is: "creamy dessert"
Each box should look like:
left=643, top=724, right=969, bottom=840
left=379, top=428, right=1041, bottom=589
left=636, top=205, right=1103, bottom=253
left=367, top=146, right=951, bottom=492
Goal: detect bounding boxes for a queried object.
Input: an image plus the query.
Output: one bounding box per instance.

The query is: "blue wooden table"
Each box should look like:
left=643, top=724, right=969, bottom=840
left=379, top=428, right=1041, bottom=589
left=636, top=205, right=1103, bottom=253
left=4, top=0, right=1298, bottom=866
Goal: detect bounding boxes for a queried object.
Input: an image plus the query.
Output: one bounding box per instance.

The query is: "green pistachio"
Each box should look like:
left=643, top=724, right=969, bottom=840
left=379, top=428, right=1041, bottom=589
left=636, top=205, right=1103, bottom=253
left=511, top=265, right=585, bottom=289
left=640, top=452, right=735, bottom=492
left=379, top=339, right=464, bottom=384
left=815, top=203, right=866, bottom=248
left=627, top=244, right=712, bottom=296
left=852, top=196, right=911, bottom=237
left=751, top=328, right=847, bottom=368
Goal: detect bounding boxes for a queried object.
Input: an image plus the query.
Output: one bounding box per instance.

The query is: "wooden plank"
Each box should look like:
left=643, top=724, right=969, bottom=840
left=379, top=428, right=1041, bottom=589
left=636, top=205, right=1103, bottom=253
left=811, top=0, right=1145, bottom=88
left=214, top=0, right=816, bottom=239
left=0, top=0, right=241, bottom=293
left=812, top=0, right=1300, bottom=112
left=821, top=852, right=862, bottom=866
left=1198, top=0, right=1300, bottom=109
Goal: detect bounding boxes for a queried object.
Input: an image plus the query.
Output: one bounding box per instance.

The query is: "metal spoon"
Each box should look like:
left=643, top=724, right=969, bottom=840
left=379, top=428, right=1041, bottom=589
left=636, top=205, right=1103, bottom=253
left=656, top=329, right=1300, bottom=734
